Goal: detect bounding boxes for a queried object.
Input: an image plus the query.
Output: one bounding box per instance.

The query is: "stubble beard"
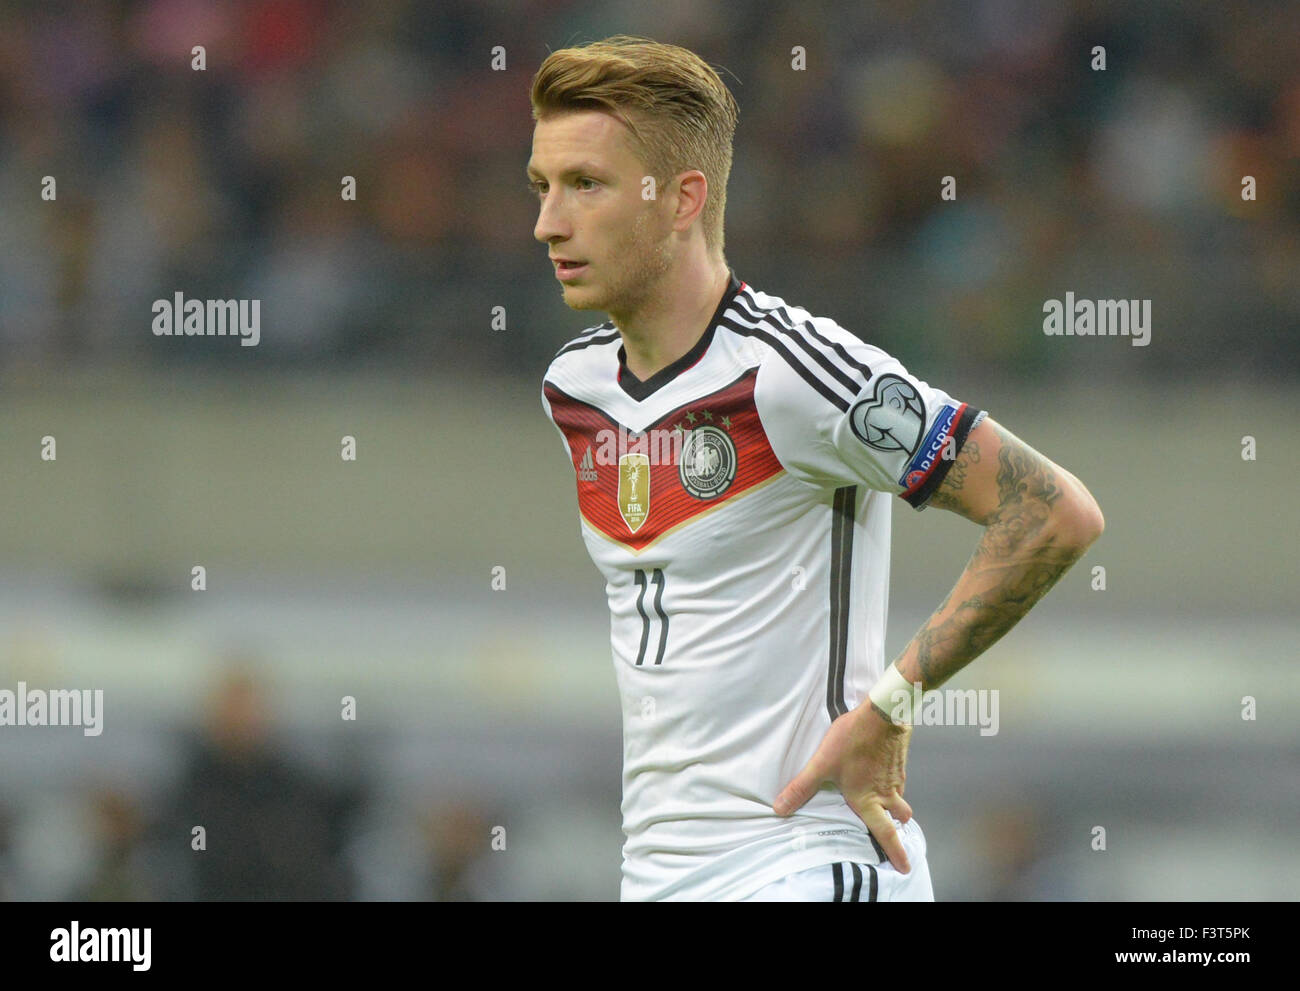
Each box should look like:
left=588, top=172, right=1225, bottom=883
left=561, top=209, right=673, bottom=321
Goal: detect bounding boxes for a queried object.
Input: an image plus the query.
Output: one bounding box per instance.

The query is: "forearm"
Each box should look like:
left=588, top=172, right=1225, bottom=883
left=893, top=422, right=1103, bottom=691
left=893, top=521, right=1089, bottom=690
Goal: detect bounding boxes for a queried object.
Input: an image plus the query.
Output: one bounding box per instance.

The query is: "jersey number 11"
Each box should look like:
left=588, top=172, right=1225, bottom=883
left=633, top=568, right=669, bottom=666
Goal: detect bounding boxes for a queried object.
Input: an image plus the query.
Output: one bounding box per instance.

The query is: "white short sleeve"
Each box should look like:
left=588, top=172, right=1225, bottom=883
left=754, top=319, right=986, bottom=509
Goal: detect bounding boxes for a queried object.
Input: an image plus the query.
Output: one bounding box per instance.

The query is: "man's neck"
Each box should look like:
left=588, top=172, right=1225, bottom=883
left=613, top=261, right=731, bottom=382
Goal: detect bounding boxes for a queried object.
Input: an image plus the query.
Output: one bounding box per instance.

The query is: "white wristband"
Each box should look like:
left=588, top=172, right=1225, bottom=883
left=867, top=661, right=921, bottom=725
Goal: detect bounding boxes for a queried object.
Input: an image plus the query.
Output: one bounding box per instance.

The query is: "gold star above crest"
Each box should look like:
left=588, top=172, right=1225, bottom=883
left=685, top=411, right=697, bottom=424
left=701, top=410, right=714, bottom=422
left=721, top=415, right=732, bottom=429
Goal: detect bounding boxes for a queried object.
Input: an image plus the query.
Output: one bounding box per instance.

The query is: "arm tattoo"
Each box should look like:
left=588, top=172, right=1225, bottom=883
left=925, top=439, right=979, bottom=514
left=905, top=424, right=1086, bottom=689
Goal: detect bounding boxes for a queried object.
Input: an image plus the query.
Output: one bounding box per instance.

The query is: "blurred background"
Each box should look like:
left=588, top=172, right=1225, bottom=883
left=0, top=0, right=1295, bottom=900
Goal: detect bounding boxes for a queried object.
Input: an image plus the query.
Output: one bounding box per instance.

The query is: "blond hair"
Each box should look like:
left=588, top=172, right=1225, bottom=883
left=530, top=35, right=739, bottom=257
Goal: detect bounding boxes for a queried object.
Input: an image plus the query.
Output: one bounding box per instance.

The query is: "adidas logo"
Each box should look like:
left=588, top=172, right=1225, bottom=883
left=577, top=446, right=598, bottom=482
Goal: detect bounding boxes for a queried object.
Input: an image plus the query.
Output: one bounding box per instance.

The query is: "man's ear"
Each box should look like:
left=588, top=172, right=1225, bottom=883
left=672, top=170, right=709, bottom=233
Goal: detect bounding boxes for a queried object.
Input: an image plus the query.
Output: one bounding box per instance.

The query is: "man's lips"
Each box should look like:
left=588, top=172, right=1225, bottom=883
left=553, top=259, right=588, bottom=281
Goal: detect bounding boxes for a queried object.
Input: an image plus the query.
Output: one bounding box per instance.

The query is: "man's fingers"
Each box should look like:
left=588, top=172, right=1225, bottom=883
left=773, top=776, right=813, bottom=816
left=888, top=794, right=913, bottom=824
left=773, top=754, right=830, bottom=816
left=861, top=806, right=910, bottom=874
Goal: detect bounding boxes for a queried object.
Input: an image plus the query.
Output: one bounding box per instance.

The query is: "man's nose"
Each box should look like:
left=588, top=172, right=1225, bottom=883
left=534, top=191, right=568, bottom=243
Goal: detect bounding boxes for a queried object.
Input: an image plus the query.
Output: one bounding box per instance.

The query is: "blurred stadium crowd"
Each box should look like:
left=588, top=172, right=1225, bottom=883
left=0, top=0, right=1296, bottom=380
left=0, top=657, right=512, bottom=901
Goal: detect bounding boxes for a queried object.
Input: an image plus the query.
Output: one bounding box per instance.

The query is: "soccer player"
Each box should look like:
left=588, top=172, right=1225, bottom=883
left=529, top=36, right=1103, bottom=901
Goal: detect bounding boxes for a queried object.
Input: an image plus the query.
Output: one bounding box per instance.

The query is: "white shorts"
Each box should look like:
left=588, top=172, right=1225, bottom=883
left=740, top=817, right=934, bottom=901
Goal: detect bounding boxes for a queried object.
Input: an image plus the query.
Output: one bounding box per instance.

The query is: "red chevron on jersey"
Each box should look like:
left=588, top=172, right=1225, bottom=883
left=544, top=369, right=783, bottom=550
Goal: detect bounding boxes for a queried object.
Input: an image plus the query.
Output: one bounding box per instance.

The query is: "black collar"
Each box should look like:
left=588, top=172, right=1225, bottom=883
left=616, top=271, right=742, bottom=401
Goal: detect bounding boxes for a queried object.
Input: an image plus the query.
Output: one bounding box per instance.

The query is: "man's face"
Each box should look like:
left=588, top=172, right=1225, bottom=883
left=528, top=110, right=673, bottom=315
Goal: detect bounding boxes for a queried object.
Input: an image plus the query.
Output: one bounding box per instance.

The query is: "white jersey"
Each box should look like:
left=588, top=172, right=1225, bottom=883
left=540, top=271, right=985, bottom=901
